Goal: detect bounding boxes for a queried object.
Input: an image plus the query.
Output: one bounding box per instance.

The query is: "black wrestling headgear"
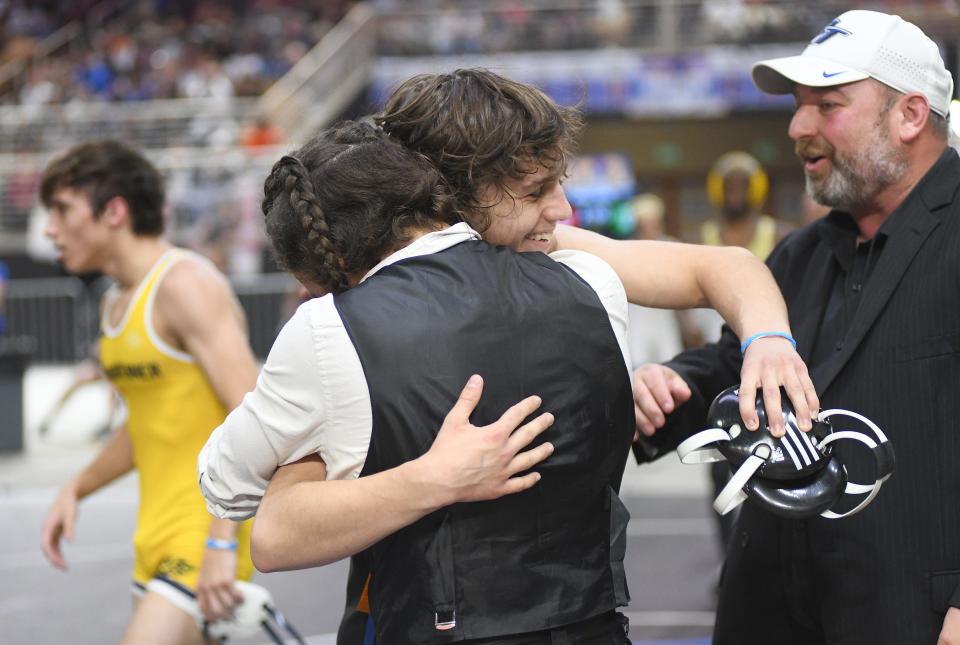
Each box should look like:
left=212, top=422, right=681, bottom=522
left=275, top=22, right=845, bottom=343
left=678, top=386, right=894, bottom=519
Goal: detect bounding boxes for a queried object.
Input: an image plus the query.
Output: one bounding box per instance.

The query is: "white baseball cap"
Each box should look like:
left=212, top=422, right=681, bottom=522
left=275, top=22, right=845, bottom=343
left=753, top=10, right=955, bottom=117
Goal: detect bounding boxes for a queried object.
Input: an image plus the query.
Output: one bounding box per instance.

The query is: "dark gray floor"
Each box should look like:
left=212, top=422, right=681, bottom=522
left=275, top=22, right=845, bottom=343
left=0, top=456, right=721, bottom=645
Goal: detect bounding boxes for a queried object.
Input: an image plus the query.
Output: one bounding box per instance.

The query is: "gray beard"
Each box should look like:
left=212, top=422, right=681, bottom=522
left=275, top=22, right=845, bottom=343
left=805, top=127, right=908, bottom=212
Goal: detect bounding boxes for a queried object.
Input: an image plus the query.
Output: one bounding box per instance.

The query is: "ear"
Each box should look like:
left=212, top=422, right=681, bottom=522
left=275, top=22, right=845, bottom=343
left=895, top=93, right=930, bottom=143
left=101, top=196, right=131, bottom=229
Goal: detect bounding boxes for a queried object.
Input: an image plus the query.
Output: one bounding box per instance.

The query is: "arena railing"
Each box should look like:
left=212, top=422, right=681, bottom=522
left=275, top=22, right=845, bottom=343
left=255, top=2, right=376, bottom=145
left=4, top=276, right=99, bottom=363
left=0, top=98, right=258, bottom=154
left=4, top=271, right=296, bottom=364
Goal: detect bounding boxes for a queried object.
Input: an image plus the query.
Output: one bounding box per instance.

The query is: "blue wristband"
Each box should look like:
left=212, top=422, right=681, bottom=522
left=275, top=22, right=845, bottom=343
left=205, top=537, right=238, bottom=551
left=740, top=331, right=797, bottom=354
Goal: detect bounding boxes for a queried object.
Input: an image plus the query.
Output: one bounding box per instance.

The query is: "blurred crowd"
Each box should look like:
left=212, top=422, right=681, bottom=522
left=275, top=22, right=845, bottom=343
left=371, top=0, right=924, bottom=56
left=0, top=1, right=98, bottom=43
left=4, top=0, right=353, bottom=106
left=4, top=1, right=952, bottom=105
left=375, top=0, right=658, bottom=55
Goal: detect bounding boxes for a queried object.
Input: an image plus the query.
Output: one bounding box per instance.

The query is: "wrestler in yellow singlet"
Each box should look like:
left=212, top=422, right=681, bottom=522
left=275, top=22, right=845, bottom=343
left=100, top=249, right=253, bottom=593
left=700, top=213, right=779, bottom=260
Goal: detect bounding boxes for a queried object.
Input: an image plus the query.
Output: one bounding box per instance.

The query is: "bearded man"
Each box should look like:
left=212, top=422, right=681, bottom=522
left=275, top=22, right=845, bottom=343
left=629, top=10, right=960, bottom=644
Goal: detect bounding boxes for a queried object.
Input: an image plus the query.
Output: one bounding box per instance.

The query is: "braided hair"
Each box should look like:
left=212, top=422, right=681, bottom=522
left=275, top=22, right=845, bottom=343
left=262, top=121, right=459, bottom=295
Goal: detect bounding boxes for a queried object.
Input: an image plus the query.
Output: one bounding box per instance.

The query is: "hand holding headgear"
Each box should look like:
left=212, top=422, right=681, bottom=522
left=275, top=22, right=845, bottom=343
left=678, top=385, right=894, bottom=519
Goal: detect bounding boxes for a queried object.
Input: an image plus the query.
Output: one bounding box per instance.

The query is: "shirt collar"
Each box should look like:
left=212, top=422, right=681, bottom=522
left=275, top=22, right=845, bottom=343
left=359, top=222, right=482, bottom=284
left=817, top=192, right=903, bottom=265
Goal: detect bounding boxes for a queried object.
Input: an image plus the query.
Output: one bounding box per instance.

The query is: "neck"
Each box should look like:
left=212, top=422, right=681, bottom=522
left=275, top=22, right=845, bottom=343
left=382, top=223, right=446, bottom=256
left=103, top=235, right=172, bottom=289
left=406, top=224, right=446, bottom=242
left=349, top=224, right=448, bottom=288
left=849, top=144, right=944, bottom=240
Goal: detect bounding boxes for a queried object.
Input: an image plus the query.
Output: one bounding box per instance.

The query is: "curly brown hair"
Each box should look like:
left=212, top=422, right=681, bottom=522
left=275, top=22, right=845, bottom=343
left=262, top=120, right=459, bottom=295
left=375, top=69, right=582, bottom=232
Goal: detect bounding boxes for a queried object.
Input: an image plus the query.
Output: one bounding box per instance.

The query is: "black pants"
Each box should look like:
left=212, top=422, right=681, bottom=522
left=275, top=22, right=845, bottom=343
left=460, top=612, right=630, bottom=645
left=713, top=509, right=824, bottom=645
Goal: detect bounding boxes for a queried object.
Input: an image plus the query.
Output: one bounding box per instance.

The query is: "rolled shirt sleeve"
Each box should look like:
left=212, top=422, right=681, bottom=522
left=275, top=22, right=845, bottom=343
left=199, top=294, right=375, bottom=519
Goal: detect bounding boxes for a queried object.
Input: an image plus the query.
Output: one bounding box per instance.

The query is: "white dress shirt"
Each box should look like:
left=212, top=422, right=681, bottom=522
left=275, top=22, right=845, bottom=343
left=199, top=223, right=630, bottom=520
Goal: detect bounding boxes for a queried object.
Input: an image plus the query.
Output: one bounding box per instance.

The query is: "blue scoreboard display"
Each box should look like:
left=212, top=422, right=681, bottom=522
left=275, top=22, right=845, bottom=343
left=564, top=152, right=637, bottom=238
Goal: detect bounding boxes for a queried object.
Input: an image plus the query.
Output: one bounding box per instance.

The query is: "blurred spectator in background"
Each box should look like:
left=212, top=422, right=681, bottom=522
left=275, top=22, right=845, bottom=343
left=701, top=151, right=793, bottom=259
left=240, top=115, right=283, bottom=150
left=0, top=259, right=8, bottom=335
left=191, top=202, right=236, bottom=273
left=630, top=192, right=668, bottom=242
left=626, top=193, right=699, bottom=366
left=591, top=0, right=634, bottom=48
left=177, top=56, right=235, bottom=103
left=692, top=150, right=793, bottom=344
left=3, top=154, right=42, bottom=231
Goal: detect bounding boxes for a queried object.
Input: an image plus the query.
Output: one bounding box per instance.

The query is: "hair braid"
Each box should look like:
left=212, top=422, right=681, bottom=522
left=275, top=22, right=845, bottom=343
left=263, top=120, right=461, bottom=291
left=265, top=155, right=350, bottom=294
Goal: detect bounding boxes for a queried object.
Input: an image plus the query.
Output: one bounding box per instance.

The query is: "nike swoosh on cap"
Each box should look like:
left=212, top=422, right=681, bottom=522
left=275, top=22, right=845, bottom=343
left=822, top=71, right=846, bottom=78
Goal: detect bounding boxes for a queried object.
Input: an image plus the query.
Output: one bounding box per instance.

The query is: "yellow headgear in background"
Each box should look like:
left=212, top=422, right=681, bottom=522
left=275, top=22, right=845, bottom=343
left=706, top=151, right=769, bottom=211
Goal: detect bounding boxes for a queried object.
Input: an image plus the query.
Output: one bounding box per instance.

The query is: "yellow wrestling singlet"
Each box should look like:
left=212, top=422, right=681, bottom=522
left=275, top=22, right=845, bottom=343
left=99, top=248, right=252, bottom=589
left=701, top=214, right=778, bottom=260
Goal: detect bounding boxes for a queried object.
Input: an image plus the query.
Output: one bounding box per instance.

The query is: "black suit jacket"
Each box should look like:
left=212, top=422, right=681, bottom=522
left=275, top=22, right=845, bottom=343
left=643, top=148, right=960, bottom=643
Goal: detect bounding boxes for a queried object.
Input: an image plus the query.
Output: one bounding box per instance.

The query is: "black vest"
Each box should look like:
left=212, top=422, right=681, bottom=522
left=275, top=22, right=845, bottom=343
left=334, top=240, right=634, bottom=644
